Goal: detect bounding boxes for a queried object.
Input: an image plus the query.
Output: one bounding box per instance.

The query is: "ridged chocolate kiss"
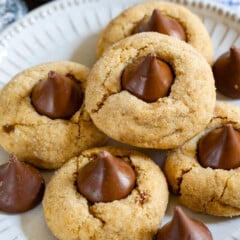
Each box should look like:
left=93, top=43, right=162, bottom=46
left=77, top=151, right=136, bottom=203
left=0, top=155, right=45, bottom=213
left=198, top=124, right=240, bottom=170
left=213, top=46, right=240, bottom=98
left=31, top=71, right=84, bottom=119
left=155, top=207, right=213, bottom=240
left=133, top=9, right=186, bottom=41
left=121, top=53, right=174, bottom=102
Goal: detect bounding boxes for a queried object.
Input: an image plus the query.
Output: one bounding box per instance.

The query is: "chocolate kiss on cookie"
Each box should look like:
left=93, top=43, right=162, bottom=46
left=77, top=151, right=136, bottom=203
left=198, top=124, right=240, bottom=170
left=121, top=53, right=174, bottom=102
left=31, top=71, right=84, bottom=119
left=0, top=155, right=45, bottom=213
left=213, top=46, right=240, bottom=99
left=155, top=207, right=213, bottom=240
left=133, top=9, right=186, bottom=41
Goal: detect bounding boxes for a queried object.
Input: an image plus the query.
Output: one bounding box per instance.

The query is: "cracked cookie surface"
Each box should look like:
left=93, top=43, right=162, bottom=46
left=164, top=102, right=240, bottom=217
left=96, top=1, right=213, bottom=64
left=42, top=146, right=169, bottom=240
left=0, top=61, right=107, bottom=169
left=86, top=32, right=215, bottom=149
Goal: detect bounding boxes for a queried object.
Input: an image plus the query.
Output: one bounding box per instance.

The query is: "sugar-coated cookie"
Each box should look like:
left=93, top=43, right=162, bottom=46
left=86, top=33, right=215, bottom=149
left=97, top=1, right=213, bottom=64
left=164, top=102, right=240, bottom=217
left=43, top=146, right=169, bottom=240
left=0, top=61, right=107, bottom=169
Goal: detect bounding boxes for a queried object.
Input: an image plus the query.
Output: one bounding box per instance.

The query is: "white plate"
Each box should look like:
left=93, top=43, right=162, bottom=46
left=0, top=0, right=240, bottom=239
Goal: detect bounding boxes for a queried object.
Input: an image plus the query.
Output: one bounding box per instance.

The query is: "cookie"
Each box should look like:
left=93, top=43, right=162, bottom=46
left=96, top=1, right=213, bottom=64
left=86, top=32, right=215, bottom=149
left=164, top=102, right=240, bottom=217
left=0, top=61, right=107, bottom=169
left=42, top=146, right=169, bottom=240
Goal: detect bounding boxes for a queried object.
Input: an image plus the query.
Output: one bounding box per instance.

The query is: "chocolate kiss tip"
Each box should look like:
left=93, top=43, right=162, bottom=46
left=133, top=9, right=186, bottom=41
left=155, top=206, right=213, bottom=240
left=48, top=71, right=57, bottom=78
left=97, top=150, right=110, bottom=159
left=213, top=46, right=240, bottom=99
left=172, top=206, right=186, bottom=223
left=121, top=53, right=174, bottom=102
left=77, top=150, right=136, bottom=203
left=198, top=124, right=240, bottom=170
left=9, top=154, right=17, bottom=163
left=230, top=46, right=240, bottom=52
left=0, top=155, right=45, bottom=213
left=31, top=71, right=83, bottom=119
left=173, top=207, right=213, bottom=239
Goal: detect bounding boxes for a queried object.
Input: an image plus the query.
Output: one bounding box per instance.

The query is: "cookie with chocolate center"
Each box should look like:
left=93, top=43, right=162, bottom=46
left=0, top=61, right=107, bottom=169
left=43, top=147, right=168, bottom=240
left=86, top=33, right=215, bottom=149
left=164, top=102, right=240, bottom=217
left=96, top=1, right=213, bottom=64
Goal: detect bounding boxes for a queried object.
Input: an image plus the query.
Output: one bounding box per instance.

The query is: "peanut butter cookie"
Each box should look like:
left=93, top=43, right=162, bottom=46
left=164, top=102, right=240, bottom=217
left=86, top=32, right=215, bottom=149
left=97, top=1, right=213, bottom=64
left=43, top=146, right=169, bottom=240
left=0, top=61, right=107, bottom=169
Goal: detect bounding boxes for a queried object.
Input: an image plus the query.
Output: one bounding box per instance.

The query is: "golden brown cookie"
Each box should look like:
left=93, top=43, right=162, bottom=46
left=0, top=61, right=107, bottom=169
left=97, top=1, right=213, bottom=64
left=164, top=102, right=240, bottom=217
left=86, top=32, right=216, bottom=149
left=42, top=146, right=169, bottom=240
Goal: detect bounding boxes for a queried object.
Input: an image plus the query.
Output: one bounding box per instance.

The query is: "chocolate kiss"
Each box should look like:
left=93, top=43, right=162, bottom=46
left=0, top=155, right=45, bottom=213
left=77, top=151, right=136, bottom=203
left=133, top=9, right=186, bottom=41
left=198, top=124, right=240, bottom=170
left=155, top=207, right=213, bottom=240
left=121, top=53, right=174, bottom=102
left=213, top=46, right=240, bottom=99
left=31, top=71, right=84, bottom=119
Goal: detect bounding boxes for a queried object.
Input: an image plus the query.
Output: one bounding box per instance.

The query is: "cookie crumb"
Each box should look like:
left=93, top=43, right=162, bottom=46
left=135, top=190, right=149, bottom=205
left=3, top=124, right=15, bottom=133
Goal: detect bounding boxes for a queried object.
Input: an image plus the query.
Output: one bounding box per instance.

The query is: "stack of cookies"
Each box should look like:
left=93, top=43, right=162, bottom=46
left=0, top=1, right=239, bottom=239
